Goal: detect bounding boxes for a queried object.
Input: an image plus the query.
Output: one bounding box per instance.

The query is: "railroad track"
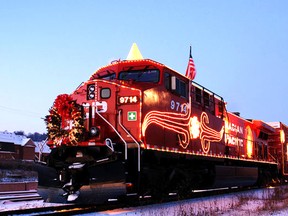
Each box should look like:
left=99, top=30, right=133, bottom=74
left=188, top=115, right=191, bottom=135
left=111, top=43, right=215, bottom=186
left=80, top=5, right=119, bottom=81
left=0, top=190, right=42, bottom=202
left=2, top=185, right=286, bottom=215
left=1, top=190, right=122, bottom=215
left=0, top=187, right=246, bottom=215
left=0, top=187, right=254, bottom=215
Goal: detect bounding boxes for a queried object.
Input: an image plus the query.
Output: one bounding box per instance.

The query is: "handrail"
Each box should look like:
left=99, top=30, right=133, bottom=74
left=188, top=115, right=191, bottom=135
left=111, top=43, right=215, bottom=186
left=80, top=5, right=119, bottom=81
left=118, top=110, right=141, bottom=172
left=95, top=108, right=128, bottom=160
left=268, top=152, right=277, bottom=163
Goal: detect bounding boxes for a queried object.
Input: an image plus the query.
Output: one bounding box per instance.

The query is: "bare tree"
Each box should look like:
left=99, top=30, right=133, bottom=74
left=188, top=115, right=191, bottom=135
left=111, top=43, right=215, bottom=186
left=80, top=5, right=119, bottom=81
left=37, top=138, right=48, bottom=162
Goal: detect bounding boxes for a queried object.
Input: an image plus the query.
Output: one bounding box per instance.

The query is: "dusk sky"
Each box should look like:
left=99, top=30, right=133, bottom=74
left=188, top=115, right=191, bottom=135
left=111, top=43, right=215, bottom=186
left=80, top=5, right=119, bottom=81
left=0, top=1, right=287, bottom=133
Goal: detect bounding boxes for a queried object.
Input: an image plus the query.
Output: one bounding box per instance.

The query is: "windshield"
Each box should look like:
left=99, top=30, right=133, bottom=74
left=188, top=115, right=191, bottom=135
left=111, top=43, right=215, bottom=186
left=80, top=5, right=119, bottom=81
left=118, top=69, right=160, bottom=83
left=98, top=73, right=116, bottom=80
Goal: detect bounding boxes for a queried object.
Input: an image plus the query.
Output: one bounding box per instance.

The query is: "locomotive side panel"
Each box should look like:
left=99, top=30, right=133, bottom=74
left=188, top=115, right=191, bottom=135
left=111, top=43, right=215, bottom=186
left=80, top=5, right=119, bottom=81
left=142, top=69, right=190, bottom=150
left=225, top=112, right=255, bottom=159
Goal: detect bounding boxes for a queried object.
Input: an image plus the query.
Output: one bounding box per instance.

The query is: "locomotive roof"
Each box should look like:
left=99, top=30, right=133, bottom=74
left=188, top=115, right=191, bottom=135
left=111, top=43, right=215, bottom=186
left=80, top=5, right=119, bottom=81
left=90, top=43, right=187, bottom=81
left=89, top=58, right=183, bottom=81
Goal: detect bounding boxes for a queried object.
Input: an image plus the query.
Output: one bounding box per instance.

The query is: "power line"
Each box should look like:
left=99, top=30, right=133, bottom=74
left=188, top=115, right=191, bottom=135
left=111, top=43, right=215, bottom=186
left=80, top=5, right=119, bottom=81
left=0, top=105, right=44, bottom=118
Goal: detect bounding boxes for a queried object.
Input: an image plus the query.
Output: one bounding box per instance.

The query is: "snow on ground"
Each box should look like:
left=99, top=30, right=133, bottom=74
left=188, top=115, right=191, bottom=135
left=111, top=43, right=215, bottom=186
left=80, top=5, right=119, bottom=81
left=2, top=186, right=288, bottom=215
left=94, top=186, right=288, bottom=216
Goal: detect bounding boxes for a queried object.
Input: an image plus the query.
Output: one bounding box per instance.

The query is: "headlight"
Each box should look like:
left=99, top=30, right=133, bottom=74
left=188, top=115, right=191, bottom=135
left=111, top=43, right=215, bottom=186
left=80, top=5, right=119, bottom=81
left=90, top=127, right=99, bottom=137
left=87, top=84, right=95, bottom=100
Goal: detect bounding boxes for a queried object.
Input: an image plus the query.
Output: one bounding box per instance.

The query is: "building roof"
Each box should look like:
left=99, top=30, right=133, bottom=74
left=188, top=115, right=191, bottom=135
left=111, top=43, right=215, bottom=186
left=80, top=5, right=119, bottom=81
left=0, top=131, right=35, bottom=147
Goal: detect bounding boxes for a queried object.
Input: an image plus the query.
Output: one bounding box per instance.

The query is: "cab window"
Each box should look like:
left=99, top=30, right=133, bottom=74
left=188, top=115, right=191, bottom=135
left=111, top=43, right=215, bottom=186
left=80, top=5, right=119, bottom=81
left=119, top=69, right=160, bottom=83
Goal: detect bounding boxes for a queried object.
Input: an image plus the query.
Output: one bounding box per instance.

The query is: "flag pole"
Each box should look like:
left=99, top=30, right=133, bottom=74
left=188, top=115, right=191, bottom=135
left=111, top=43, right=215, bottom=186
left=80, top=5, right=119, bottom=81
left=185, top=45, right=196, bottom=80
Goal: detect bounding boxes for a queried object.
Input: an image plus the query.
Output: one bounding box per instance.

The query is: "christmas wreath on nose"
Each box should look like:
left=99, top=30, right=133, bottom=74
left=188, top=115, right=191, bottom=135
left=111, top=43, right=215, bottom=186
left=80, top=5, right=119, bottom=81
left=45, top=94, right=85, bottom=145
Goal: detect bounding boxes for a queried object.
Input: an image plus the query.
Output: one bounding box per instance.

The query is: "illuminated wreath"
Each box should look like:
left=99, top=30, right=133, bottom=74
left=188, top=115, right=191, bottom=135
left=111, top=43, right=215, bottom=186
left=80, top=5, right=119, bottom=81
left=45, top=94, right=85, bottom=146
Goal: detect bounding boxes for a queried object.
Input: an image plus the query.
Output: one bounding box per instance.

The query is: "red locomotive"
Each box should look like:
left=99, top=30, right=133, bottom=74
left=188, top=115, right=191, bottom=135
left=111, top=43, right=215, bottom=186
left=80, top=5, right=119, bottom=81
left=38, top=44, right=288, bottom=202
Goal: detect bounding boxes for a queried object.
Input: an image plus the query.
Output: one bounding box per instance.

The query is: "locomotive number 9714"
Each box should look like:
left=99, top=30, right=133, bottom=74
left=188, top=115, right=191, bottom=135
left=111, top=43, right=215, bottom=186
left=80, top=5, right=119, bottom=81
left=118, top=96, right=138, bottom=104
left=170, top=99, right=188, bottom=113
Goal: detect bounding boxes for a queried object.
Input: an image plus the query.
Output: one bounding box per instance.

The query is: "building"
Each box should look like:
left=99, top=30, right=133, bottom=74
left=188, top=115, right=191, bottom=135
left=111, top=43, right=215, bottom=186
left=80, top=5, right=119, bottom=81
left=0, top=131, right=35, bottom=160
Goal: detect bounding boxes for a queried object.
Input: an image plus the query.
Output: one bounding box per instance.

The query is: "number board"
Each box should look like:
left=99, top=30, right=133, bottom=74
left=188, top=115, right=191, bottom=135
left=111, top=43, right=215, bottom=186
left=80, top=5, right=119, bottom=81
left=118, top=96, right=139, bottom=104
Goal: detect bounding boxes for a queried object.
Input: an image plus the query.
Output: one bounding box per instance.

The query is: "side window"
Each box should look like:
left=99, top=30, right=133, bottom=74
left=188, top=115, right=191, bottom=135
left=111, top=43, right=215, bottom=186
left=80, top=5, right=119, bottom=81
left=195, top=87, right=202, bottom=103
left=175, top=78, right=187, bottom=98
left=218, top=101, right=224, bottom=116
left=203, top=91, right=210, bottom=107
left=165, top=72, right=188, bottom=98
left=165, top=73, right=171, bottom=90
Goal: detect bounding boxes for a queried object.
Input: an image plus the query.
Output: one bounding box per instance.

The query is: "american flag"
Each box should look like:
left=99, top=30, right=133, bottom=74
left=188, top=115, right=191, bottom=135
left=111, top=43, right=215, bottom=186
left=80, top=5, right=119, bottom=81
left=185, top=46, right=196, bottom=80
